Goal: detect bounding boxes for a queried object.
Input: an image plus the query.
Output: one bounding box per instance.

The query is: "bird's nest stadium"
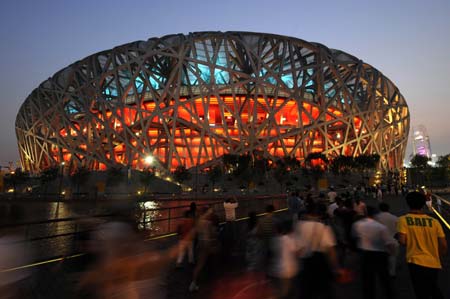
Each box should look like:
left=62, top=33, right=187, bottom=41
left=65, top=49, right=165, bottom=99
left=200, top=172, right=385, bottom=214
left=16, top=31, right=409, bottom=174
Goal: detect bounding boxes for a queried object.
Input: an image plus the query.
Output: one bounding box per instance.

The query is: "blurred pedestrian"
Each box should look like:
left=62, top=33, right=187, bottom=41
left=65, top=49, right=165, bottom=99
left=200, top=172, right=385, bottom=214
left=425, top=190, right=433, bottom=211
left=79, top=204, right=141, bottom=299
left=189, top=206, right=220, bottom=292
left=223, top=197, right=239, bottom=257
left=245, top=211, right=264, bottom=272
left=354, top=197, right=367, bottom=217
left=189, top=201, right=197, bottom=219
left=335, top=197, right=357, bottom=250
left=176, top=210, right=195, bottom=267
left=269, top=220, right=298, bottom=299
left=352, top=206, right=396, bottom=299
left=375, top=202, right=399, bottom=277
left=377, top=185, right=383, bottom=201
left=257, top=204, right=276, bottom=270
left=327, top=196, right=340, bottom=218
left=0, top=204, right=33, bottom=299
left=295, top=200, right=339, bottom=299
left=287, top=192, right=301, bottom=221
left=327, top=186, right=337, bottom=203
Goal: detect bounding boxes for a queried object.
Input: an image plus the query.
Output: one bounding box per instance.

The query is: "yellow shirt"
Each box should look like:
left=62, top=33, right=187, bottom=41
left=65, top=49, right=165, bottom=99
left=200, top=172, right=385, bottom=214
left=397, top=213, right=445, bottom=269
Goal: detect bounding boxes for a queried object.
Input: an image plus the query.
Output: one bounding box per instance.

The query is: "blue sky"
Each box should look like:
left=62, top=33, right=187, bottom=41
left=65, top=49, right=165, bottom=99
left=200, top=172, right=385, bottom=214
left=1, top=0, right=449, bottom=167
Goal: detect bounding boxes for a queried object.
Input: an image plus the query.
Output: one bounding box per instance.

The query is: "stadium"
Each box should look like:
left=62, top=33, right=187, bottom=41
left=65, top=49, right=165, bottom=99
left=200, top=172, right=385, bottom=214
left=16, top=31, right=409, bottom=174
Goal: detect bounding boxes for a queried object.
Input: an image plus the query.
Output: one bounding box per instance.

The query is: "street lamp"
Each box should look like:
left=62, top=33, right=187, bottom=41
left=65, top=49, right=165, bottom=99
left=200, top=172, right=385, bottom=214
left=59, top=162, right=65, bottom=199
left=143, top=155, right=155, bottom=195
left=145, top=155, right=154, bottom=165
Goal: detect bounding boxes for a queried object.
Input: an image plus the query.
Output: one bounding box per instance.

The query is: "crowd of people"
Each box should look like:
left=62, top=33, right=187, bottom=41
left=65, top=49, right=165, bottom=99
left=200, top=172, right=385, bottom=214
left=0, top=188, right=447, bottom=299
left=175, top=188, right=448, bottom=299
left=272, top=188, right=447, bottom=299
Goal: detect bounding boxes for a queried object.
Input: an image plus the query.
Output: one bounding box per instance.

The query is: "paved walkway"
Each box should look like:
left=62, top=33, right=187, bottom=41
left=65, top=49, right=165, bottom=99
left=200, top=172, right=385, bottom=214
left=164, top=194, right=450, bottom=299
left=13, top=194, right=450, bottom=298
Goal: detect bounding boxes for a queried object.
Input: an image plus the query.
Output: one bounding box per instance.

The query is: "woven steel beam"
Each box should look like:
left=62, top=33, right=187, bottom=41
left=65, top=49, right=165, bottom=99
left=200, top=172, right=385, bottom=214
left=15, top=32, right=409, bottom=174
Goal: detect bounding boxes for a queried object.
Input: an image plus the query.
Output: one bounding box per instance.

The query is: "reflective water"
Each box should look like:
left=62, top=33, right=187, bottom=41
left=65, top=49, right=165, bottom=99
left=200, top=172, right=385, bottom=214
left=0, top=197, right=286, bottom=264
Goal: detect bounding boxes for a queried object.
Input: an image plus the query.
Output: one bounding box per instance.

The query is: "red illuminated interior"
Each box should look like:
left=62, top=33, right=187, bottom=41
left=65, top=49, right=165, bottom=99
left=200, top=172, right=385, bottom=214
left=53, top=96, right=360, bottom=171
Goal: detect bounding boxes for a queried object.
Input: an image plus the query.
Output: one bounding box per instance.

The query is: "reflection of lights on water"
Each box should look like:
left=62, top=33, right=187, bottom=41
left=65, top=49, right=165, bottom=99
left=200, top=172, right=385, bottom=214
left=142, top=201, right=159, bottom=210
left=138, top=201, right=162, bottom=231
left=49, top=202, right=70, bottom=234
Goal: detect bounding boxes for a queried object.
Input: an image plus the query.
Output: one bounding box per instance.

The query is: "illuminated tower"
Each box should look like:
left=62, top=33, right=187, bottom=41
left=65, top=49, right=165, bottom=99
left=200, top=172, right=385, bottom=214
left=412, top=125, right=432, bottom=158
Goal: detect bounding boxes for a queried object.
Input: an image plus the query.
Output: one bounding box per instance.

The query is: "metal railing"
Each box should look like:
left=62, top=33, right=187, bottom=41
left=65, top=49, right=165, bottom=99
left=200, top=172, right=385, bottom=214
left=431, top=193, right=450, bottom=231
left=0, top=195, right=287, bottom=262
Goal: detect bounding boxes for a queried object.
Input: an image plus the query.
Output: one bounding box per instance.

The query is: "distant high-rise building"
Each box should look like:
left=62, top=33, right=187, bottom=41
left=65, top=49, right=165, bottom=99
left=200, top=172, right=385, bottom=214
left=412, top=125, right=432, bottom=158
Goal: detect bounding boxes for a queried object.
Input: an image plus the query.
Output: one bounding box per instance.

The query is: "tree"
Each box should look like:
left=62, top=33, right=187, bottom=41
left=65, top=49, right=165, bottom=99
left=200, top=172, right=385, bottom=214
left=207, top=165, right=222, bottom=190
left=71, top=167, right=90, bottom=196
left=4, top=168, right=30, bottom=195
left=305, top=152, right=329, bottom=170
left=281, top=156, right=301, bottom=171
left=410, top=154, right=431, bottom=187
left=435, top=154, right=450, bottom=185
left=253, top=156, right=270, bottom=184
left=410, top=154, right=430, bottom=169
left=39, top=167, right=59, bottom=194
left=236, top=154, right=251, bottom=176
left=222, top=154, right=239, bottom=174
left=173, top=165, right=191, bottom=184
left=436, top=154, right=450, bottom=169
left=106, top=166, right=125, bottom=185
left=354, top=154, right=380, bottom=170
left=139, top=169, right=155, bottom=194
left=273, top=159, right=290, bottom=192
left=354, top=154, right=380, bottom=184
left=329, top=155, right=354, bottom=174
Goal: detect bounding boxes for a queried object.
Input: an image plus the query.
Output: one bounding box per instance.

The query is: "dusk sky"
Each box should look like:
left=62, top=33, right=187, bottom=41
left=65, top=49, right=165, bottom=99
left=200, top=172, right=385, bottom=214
left=1, top=0, right=449, bottom=168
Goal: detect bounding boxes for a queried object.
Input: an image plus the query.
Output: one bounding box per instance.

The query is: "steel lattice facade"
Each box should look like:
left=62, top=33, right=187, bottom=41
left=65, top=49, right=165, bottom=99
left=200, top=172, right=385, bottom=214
left=16, top=32, right=409, bottom=173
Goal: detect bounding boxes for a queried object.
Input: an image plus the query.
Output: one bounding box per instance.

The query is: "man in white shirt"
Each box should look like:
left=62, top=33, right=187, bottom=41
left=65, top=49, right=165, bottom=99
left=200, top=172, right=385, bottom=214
left=327, top=186, right=337, bottom=203
left=223, top=197, right=239, bottom=221
left=327, top=196, right=341, bottom=218
left=270, top=220, right=298, bottom=298
left=375, top=203, right=398, bottom=237
left=353, top=197, right=367, bottom=217
left=295, top=200, right=339, bottom=299
left=352, top=206, right=396, bottom=299
left=374, top=202, right=399, bottom=277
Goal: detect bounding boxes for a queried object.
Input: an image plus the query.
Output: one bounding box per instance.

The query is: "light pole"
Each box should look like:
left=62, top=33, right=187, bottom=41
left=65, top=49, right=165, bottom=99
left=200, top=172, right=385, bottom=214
left=144, top=155, right=155, bottom=194
left=59, top=162, right=65, bottom=200
left=195, top=166, right=199, bottom=199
